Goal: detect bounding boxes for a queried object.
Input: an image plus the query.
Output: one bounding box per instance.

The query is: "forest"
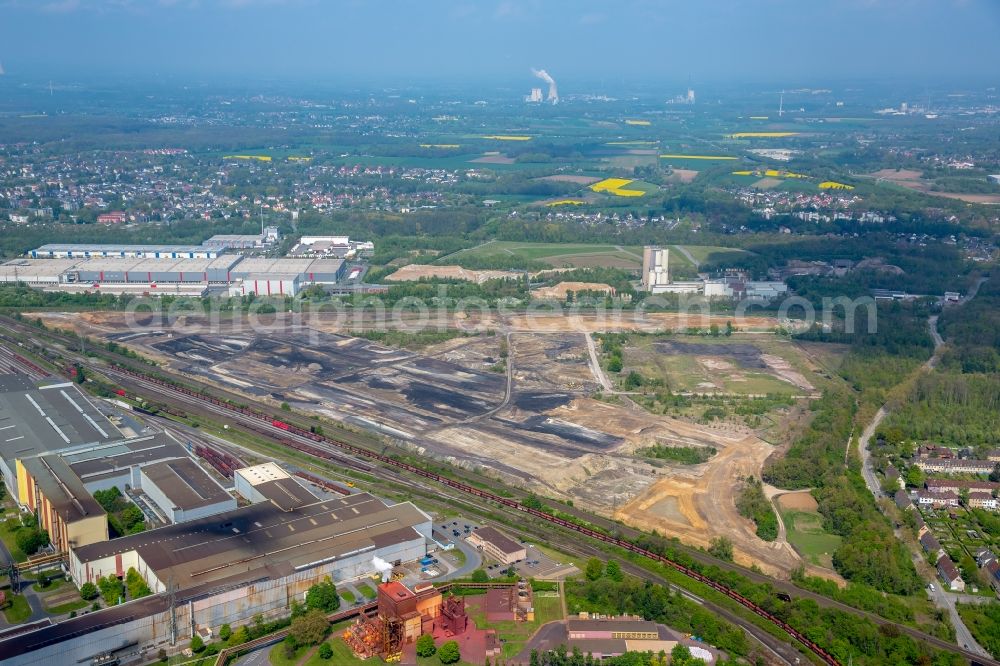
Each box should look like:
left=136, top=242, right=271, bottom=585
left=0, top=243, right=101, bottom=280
left=766, top=301, right=933, bottom=596
left=880, top=275, right=1000, bottom=450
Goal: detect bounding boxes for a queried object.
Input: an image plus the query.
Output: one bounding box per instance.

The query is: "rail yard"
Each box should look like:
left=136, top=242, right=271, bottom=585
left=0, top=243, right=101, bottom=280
left=0, top=316, right=995, bottom=666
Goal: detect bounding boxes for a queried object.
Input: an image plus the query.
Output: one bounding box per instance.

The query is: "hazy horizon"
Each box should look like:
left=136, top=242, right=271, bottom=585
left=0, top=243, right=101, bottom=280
left=1, top=0, right=998, bottom=87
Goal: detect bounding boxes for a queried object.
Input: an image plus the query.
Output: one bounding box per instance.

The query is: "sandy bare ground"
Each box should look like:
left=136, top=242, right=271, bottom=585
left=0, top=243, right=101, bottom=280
left=40, top=309, right=789, bottom=339
left=531, top=282, right=614, bottom=300
left=616, top=431, right=807, bottom=579
left=39, top=309, right=818, bottom=574
left=668, top=169, right=698, bottom=184
left=776, top=490, right=818, bottom=511
left=501, top=312, right=783, bottom=333
left=760, top=353, right=815, bottom=392
left=384, top=265, right=520, bottom=283
left=536, top=175, right=601, bottom=185
left=871, top=168, right=924, bottom=183
left=752, top=177, right=783, bottom=189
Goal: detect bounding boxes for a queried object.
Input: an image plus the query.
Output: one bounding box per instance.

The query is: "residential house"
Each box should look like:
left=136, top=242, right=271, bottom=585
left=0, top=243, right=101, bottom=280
left=894, top=489, right=913, bottom=511
left=986, top=560, right=1000, bottom=594
left=937, top=555, right=966, bottom=592
left=917, top=445, right=955, bottom=459
left=916, top=458, right=995, bottom=475
left=974, top=548, right=996, bottom=568
left=968, top=492, right=998, bottom=511
left=885, top=465, right=903, bottom=490
left=913, top=512, right=927, bottom=536
left=925, top=479, right=1000, bottom=495
left=917, top=490, right=959, bottom=508
left=919, top=532, right=944, bottom=559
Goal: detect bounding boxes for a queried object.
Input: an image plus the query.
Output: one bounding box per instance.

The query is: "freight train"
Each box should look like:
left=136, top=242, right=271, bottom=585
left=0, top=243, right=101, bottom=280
left=99, top=362, right=838, bottom=665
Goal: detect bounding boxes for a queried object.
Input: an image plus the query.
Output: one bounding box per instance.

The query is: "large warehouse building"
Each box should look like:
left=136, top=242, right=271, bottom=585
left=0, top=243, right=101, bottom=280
left=30, top=244, right=220, bottom=259
left=0, top=375, right=121, bottom=498
left=234, top=462, right=320, bottom=511
left=0, top=377, right=437, bottom=665
left=0, top=493, right=432, bottom=666
left=138, top=457, right=237, bottom=523
left=3, top=253, right=346, bottom=297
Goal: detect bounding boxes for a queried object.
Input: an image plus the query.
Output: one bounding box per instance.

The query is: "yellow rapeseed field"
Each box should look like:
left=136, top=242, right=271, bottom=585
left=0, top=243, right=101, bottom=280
left=287, top=156, right=312, bottom=162
left=607, top=141, right=659, bottom=146
left=660, top=154, right=738, bottom=160
left=733, top=169, right=809, bottom=179
left=224, top=155, right=272, bottom=162
left=545, top=199, right=587, bottom=207
left=819, top=181, right=855, bottom=190
left=590, top=177, right=646, bottom=197
left=625, top=119, right=651, bottom=126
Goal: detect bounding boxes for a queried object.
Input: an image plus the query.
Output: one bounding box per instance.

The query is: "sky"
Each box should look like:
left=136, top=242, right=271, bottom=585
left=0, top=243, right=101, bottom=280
left=1, top=0, right=998, bottom=87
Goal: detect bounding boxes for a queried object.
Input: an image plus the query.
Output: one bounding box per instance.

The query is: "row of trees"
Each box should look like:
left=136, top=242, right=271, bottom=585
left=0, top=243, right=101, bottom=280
left=528, top=644, right=721, bottom=666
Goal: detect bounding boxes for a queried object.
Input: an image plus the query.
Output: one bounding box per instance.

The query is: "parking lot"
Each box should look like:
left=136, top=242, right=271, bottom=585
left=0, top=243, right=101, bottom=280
left=429, top=516, right=581, bottom=581
left=488, top=542, right=580, bottom=580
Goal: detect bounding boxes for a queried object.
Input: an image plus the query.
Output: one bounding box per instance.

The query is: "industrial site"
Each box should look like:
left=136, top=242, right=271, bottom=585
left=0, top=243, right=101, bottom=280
left=32, top=302, right=834, bottom=584
left=2, top=7, right=999, bottom=663
left=0, top=234, right=365, bottom=297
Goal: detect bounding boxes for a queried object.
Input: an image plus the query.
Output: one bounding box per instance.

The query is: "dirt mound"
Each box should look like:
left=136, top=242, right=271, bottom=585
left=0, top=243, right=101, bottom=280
left=384, top=265, right=520, bottom=283
left=777, top=491, right=818, bottom=511
left=532, top=282, right=615, bottom=300
left=616, top=433, right=805, bottom=579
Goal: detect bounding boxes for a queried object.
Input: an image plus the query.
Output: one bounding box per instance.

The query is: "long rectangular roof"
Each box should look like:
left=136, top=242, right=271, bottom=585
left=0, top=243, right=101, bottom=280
left=253, top=477, right=318, bottom=512
left=0, top=377, right=120, bottom=463
left=63, top=434, right=188, bottom=484
left=0, top=259, right=82, bottom=279
left=21, top=455, right=105, bottom=523
left=230, top=257, right=314, bottom=275
left=72, top=492, right=430, bottom=592
left=33, top=244, right=211, bottom=253
left=67, top=256, right=240, bottom=273
left=140, top=457, right=233, bottom=511
left=470, top=525, right=523, bottom=555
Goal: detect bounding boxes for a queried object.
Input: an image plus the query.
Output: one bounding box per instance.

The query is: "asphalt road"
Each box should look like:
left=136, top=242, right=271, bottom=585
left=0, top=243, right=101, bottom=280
left=854, top=294, right=992, bottom=660
left=2, top=319, right=996, bottom=664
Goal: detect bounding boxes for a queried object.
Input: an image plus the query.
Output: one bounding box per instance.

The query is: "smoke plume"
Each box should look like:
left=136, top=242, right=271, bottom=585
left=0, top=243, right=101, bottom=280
left=532, top=68, right=558, bottom=104
left=372, top=556, right=393, bottom=582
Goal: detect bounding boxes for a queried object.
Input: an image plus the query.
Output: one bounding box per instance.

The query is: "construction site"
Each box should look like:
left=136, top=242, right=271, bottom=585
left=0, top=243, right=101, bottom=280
left=35, top=309, right=836, bottom=581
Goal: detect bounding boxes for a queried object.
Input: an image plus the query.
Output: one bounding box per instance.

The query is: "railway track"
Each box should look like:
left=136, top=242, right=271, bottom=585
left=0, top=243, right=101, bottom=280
left=100, top=361, right=843, bottom=664
left=0, top=322, right=994, bottom=665
left=0, top=343, right=48, bottom=380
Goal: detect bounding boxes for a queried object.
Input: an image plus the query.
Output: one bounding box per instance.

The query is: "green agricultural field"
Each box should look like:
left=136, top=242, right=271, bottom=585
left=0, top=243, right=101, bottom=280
left=672, top=244, right=748, bottom=266
left=447, top=241, right=737, bottom=273
left=448, top=241, right=645, bottom=270
left=781, top=508, right=843, bottom=568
